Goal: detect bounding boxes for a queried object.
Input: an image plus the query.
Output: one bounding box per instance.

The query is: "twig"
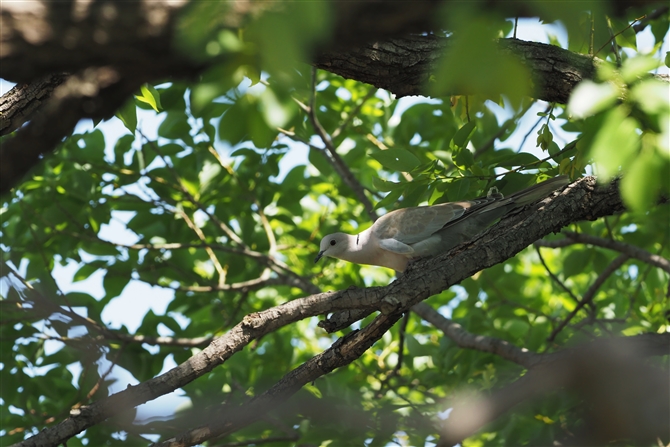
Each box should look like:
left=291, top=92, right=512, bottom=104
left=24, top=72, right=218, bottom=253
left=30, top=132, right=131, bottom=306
left=17, top=200, right=73, bottom=313
left=150, top=312, right=404, bottom=447
left=139, top=131, right=246, bottom=247
left=256, top=204, right=277, bottom=255
left=377, top=312, right=411, bottom=395
left=331, top=87, right=377, bottom=141
left=562, top=231, right=670, bottom=274
left=83, top=344, right=126, bottom=402
left=134, top=132, right=314, bottom=292
left=595, top=14, right=647, bottom=57
left=306, top=67, right=378, bottom=221
left=472, top=100, right=536, bottom=159
left=605, top=16, right=622, bottom=66
left=412, top=302, right=538, bottom=368
left=513, top=17, right=519, bottom=39
left=535, top=246, right=581, bottom=305
left=176, top=206, right=229, bottom=288
left=39, top=332, right=213, bottom=348
left=517, top=103, right=552, bottom=153
left=13, top=176, right=634, bottom=447
left=632, top=7, right=669, bottom=33
left=484, top=280, right=558, bottom=323
left=589, top=12, right=595, bottom=56
left=547, top=253, right=629, bottom=342
left=216, top=435, right=300, bottom=447
left=140, top=273, right=278, bottom=293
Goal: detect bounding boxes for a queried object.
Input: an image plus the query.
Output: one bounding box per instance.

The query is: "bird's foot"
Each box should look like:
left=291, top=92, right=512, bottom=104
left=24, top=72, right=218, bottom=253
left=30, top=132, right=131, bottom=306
left=487, top=186, right=504, bottom=199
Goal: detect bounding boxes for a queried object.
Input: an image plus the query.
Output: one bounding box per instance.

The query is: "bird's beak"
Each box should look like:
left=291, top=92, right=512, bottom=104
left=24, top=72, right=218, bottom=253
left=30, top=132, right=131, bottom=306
left=314, top=251, right=324, bottom=263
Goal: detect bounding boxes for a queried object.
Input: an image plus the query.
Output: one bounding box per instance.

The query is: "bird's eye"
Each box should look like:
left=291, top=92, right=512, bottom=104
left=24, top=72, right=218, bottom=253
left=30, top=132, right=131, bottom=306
left=330, top=240, right=336, bottom=246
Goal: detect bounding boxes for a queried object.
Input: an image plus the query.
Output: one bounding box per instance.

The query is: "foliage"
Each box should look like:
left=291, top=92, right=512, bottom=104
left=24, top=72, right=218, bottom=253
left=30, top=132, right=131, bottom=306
left=1, top=2, right=669, bottom=446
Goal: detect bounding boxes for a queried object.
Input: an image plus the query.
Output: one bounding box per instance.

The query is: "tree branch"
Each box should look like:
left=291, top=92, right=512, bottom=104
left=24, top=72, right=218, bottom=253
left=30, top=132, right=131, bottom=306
left=547, top=253, right=630, bottom=342
left=412, top=302, right=540, bottom=368
left=562, top=230, right=670, bottom=274
left=307, top=68, right=378, bottom=221
left=0, top=73, right=68, bottom=135
left=152, top=313, right=403, bottom=447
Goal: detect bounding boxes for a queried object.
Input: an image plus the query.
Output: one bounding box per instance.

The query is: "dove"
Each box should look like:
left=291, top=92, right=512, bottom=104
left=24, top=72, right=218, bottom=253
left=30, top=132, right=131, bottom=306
left=315, top=176, right=569, bottom=272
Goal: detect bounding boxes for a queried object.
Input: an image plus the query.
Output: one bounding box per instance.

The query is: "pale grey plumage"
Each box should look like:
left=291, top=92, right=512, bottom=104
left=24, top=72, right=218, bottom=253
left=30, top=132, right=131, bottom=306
left=315, top=176, right=569, bottom=272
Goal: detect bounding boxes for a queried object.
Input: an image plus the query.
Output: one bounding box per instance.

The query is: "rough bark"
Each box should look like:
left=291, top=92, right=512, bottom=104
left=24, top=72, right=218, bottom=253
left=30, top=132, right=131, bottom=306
left=314, top=36, right=600, bottom=102
left=0, top=73, right=67, bottom=135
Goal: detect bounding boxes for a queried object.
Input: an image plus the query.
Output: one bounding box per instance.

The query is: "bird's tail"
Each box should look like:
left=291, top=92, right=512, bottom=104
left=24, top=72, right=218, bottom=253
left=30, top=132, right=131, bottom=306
left=509, top=175, right=570, bottom=207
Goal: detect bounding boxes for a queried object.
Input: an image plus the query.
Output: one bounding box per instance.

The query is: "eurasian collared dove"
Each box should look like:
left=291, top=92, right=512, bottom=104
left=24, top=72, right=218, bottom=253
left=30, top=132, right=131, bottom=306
left=315, top=176, right=569, bottom=272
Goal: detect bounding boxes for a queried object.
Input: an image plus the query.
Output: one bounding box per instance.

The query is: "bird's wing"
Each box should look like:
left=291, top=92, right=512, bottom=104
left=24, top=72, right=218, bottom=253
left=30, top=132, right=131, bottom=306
left=373, top=201, right=482, bottom=245
left=368, top=176, right=569, bottom=261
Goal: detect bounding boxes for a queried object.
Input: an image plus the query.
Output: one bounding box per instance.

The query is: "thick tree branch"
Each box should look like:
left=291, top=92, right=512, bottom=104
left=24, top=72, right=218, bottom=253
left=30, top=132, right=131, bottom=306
left=0, top=73, right=68, bottom=135
left=153, top=313, right=403, bottom=447
left=0, top=68, right=147, bottom=195
left=314, top=37, right=596, bottom=102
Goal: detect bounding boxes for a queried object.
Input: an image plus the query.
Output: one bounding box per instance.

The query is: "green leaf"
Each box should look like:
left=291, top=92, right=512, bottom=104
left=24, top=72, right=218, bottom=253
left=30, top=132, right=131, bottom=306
left=198, top=160, right=222, bottom=194
left=453, top=121, right=477, bottom=148
left=135, top=84, right=162, bottom=112
left=81, top=243, right=120, bottom=257
left=259, top=88, right=294, bottom=128
left=563, top=249, right=593, bottom=278
left=372, top=177, right=402, bottom=192
left=453, top=147, right=474, bottom=168
left=308, top=147, right=333, bottom=175
left=158, top=111, right=191, bottom=140
left=567, top=80, right=619, bottom=119
left=620, top=149, right=665, bottom=213
left=73, top=262, right=106, bottom=282
left=369, top=148, right=421, bottom=172
left=620, top=56, right=661, bottom=84
left=589, top=106, right=640, bottom=179
left=630, top=79, right=670, bottom=115
left=103, top=272, right=130, bottom=299
left=503, top=319, right=530, bottom=340
left=429, top=14, right=531, bottom=105
left=81, top=130, right=106, bottom=160
left=65, top=292, right=97, bottom=307
left=114, top=134, right=134, bottom=164
left=116, top=99, right=138, bottom=134
left=374, top=188, right=402, bottom=210
left=219, top=102, right=248, bottom=145
left=609, top=17, right=637, bottom=51
left=248, top=107, right=278, bottom=148
left=446, top=178, right=471, bottom=201
left=497, top=152, right=541, bottom=168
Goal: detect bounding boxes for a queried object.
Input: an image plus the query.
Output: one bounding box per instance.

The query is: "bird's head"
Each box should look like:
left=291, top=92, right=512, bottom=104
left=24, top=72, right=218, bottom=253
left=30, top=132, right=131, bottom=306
left=315, top=233, right=351, bottom=263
